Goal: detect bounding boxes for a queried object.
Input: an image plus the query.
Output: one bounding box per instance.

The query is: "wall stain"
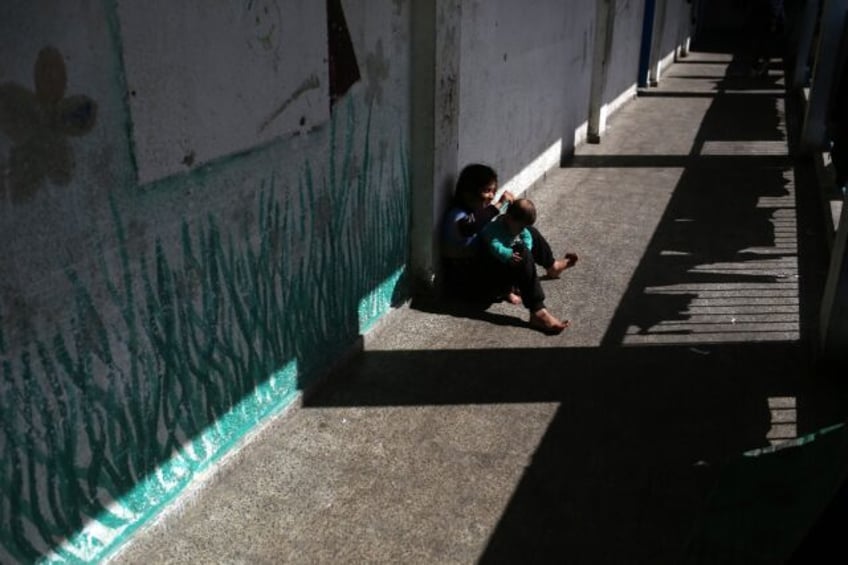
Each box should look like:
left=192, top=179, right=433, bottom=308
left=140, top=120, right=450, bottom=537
left=181, top=150, right=196, bottom=167
left=365, top=39, right=390, bottom=106
left=0, top=46, right=97, bottom=203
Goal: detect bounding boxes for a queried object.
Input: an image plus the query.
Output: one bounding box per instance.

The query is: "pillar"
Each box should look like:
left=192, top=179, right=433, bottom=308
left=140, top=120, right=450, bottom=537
left=648, top=0, right=668, bottom=86
left=821, top=195, right=848, bottom=364
left=588, top=0, right=616, bottom=144
left=800, top=0, right=848, bottom=153
left=410, top=0, right=461, bottom=295
left=791, top=0, right=821, bottom=89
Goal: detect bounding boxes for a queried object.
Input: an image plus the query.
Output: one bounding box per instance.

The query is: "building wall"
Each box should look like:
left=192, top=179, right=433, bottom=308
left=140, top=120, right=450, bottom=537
left=458, top=0, right=596, bottom=193
left=658, top=0, right=693, bottom=68
left=604, top=0, right=647, bottom=110
left=456, top=0, right=675, bottom=196
left=0, top=1, right=410, bottom=562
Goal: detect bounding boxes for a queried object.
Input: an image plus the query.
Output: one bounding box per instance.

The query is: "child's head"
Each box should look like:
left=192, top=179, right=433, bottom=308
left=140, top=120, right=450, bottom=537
left=455, top=164, right=498, bottom=209
left=505, top=198, right=536, bottom=233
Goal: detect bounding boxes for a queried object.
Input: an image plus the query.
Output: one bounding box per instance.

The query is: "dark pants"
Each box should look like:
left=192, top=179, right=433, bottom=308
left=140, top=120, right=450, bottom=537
left=442, top=227, right=555, bottom=312
left=527, top=226, right=555, bottom=270
left=481, top=242, right=546, bottom=312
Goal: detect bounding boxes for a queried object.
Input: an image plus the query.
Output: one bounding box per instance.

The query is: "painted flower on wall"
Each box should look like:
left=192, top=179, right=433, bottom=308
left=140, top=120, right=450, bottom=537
left=0, top=46, right=97, bottom=202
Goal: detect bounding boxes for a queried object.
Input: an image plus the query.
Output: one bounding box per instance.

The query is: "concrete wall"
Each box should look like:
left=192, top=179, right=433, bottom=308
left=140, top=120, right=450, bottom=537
left=0, top=1, right=410, bottom=562
left=603, top=0, right=648, bottom=122
left=456, top=0, right=680, bottom=196
left=637, top=0, right=692, bottom=87
left=458, top=0, right=596, bottom=194
left=658, top=0, right=693, bottom=69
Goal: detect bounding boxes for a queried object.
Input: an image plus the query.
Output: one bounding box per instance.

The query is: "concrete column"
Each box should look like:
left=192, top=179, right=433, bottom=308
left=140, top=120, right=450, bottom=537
left=648, top=0, right=668, bottom=86
left=588, top=0, right=616, bottom=144
left=677, top=1, right=692, bottom=59
left=679, top=37, right=691, bottom=59
left=800, top=0, right=848, bottom=153
left=820, top=194, right=848, bottom=364
left=791, top=0, right=821, bottom=89
left=409, top=0, right=461, bottom=295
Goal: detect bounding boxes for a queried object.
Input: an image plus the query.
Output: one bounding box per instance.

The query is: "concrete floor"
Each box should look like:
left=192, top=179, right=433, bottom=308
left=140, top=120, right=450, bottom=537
left=112, top=52, right=848, bottom=564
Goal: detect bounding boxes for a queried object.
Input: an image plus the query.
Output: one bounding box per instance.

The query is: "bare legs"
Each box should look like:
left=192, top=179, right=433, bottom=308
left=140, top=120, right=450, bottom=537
left=529, top=308, right=569, bottom=335
left=545, top=252, right=579, bottom=279
left=497, top=246, right=577, bottom=334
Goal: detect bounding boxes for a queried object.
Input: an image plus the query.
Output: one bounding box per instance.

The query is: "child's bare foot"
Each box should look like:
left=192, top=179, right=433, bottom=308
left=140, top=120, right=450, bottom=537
left=529, top=308, right=569, bottom=335
left=544, top=252, right=579, bottom=279
left=506, top=292, right=522, bottom=305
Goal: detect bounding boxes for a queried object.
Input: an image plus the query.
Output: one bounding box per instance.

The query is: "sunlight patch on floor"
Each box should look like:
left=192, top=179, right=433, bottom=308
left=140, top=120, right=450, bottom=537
left=767, top=396, right=798, bottom=446
left=623, top=178, right=800, bottom=344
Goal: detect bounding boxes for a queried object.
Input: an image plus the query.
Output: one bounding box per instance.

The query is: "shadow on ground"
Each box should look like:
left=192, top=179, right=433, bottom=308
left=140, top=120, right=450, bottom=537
left=306, top=340, right=848, bottom=563
left=305, top=44, right=848, bottom=563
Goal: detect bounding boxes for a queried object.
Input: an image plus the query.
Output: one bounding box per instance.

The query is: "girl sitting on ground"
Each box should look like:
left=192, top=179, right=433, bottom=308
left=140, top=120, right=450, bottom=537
left=440, top=163, right=577, bottom=334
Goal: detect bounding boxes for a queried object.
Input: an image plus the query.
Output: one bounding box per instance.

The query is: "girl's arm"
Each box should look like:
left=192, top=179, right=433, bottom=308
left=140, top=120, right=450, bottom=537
left=457, top=204, right=500, bottom=237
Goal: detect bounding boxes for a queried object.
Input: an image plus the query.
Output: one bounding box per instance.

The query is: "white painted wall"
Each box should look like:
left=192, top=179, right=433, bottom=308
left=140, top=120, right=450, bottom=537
left=117, top=1, right=330, bottom=184
left=456, top=0, right=675, bottom=196
left=458, top=0, right=596, bottom=194
left=658, top=0, right=691, bottom=68
left=603, top=0, right=646, bottom=114
left=0, top=0, right=412, bottom=349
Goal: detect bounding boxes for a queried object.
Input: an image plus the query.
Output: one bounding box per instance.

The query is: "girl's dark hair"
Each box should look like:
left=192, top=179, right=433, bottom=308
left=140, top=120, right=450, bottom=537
left=454, top=164, right=497, bottom=205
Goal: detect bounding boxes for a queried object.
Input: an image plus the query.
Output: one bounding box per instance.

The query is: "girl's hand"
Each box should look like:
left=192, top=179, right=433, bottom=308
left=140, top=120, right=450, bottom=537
left=497, top=190, right=515, bottom=206
left=510, top=252, right=522, bottom=265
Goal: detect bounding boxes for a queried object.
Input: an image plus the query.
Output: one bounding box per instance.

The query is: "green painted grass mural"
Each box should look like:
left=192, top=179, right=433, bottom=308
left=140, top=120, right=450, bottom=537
left=0, top=102, right=409, bottom=564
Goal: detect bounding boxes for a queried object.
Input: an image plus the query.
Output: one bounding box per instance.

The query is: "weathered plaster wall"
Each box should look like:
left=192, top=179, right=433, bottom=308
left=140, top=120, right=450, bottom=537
left=457, top=0, right=666, bottom=194
left=118, top=1, right=331, bottom=184
left=0, top=1, right=410, bottom=562
left=458, top=0, right=596, bottom=193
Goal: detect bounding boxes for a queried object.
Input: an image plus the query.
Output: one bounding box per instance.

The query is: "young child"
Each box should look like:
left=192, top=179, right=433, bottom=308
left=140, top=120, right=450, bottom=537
left=482, top=198, right=537, bottom=268
left=441, top=164, right=577, bottom=291
left=481, top=198, right=570, bottom=335
left=440, top=164, right=576, bottom=334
